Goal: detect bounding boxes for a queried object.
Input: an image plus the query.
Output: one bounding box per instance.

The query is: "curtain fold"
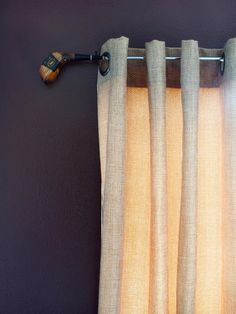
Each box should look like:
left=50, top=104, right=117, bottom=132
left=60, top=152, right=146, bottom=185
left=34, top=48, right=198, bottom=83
left=176, top=40, right=199, bottom=314
left=145, top=40, right=168, bottom=313
left=222, top=38, right=236, bottom=313
left=97, top=37, right=128, bottom=314
left=97, top=36, right=236, bottom=314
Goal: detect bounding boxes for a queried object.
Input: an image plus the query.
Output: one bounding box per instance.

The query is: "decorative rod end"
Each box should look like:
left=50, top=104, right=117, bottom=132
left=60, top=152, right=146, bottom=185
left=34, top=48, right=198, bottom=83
left=39, top=51, right=110, bottom=83
left=39, top=52, right=72, bottom=83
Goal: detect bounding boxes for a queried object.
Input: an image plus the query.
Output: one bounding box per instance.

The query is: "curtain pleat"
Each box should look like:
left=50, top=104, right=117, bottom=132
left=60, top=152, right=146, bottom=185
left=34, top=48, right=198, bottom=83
left=97, top=36, right=236, bottom=314
left=145, top=40, right=168, bottom=313
left=222, top=38, right=236, bottom=313
left=176, top=40, right=199, bottom=314
left=97, top=37, right=128, bottom=314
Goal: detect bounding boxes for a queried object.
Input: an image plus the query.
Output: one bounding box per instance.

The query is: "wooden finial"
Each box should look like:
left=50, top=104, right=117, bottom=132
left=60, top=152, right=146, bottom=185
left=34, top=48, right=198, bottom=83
left=39, top=52, right=74, bottom=83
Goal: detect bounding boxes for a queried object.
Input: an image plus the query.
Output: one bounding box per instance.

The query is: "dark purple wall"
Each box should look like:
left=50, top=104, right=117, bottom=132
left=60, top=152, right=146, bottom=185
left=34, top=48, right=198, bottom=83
left=1, top=0, right=236, bottom=313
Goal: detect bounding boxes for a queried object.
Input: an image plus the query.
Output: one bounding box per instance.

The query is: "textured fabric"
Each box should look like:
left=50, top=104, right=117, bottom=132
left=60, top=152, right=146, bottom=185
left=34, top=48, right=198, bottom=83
left=221, top=39, right=236, bottom=313
left=97, top=36, right=236, bottom=314
left=97, top=37, right=128, bottom=314
left=176, top=40, right=199, bottom=314
left=145, top=40, right=168, bottom=313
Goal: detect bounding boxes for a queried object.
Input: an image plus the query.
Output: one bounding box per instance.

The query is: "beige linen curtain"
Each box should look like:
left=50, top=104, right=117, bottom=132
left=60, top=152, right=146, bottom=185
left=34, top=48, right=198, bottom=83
left=97, top=36, right=236, bottom=314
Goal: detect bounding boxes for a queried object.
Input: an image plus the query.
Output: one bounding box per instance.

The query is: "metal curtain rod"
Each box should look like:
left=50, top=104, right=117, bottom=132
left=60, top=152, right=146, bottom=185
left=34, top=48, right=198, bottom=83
left=128, top=56, right=224, bottom=61
left=39, top=51, right=225, bottom=84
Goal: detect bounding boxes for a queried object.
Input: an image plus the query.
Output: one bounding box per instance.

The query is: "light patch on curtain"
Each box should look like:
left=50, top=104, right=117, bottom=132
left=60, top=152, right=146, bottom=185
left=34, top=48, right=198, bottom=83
left=118, top=87, right=222, bottom=314
left=97, top=36, right=236, bottom=314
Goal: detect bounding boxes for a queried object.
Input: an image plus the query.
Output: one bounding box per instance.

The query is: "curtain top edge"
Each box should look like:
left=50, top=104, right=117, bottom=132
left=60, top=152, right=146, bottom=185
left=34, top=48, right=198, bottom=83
left=97, top=36, right=236, bottom=87
left=99, top=35, right=236, bottom=52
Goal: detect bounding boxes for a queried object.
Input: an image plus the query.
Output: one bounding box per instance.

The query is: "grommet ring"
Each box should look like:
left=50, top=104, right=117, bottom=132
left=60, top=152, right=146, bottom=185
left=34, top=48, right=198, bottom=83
left=220, top=52, right=225, bottom=75
left=99, top=52, right=110, bottom=76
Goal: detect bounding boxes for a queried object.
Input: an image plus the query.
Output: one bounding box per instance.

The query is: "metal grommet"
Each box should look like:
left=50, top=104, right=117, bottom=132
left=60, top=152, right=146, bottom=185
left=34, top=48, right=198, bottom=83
left=99, top=52, right=110, bottom=76
left=220, top=52, right=225, bottom=75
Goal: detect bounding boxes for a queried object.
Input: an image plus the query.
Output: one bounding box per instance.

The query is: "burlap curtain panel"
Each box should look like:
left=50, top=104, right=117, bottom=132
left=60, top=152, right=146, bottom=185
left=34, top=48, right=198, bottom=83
left=97, top=36, right=236, bottom=314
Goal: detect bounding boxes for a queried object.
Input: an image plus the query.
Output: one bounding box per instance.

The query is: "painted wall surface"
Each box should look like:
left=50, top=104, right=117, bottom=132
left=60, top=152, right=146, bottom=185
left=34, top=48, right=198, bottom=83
left=1, top=0, right=236, bottom=312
